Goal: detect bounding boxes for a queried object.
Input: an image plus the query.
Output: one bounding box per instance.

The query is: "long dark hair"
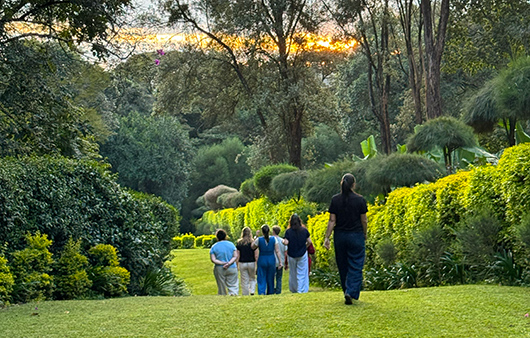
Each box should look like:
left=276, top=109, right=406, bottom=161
left=289, top=213, right=302, bottom=230
left=261, top=224, right=270, bottom=243
left=341, top=173, right=356, bottom=203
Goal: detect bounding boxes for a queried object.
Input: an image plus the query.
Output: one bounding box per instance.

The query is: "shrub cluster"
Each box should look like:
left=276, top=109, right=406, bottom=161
left=0, top=156, right=180, bottom=294
left=1, top=233, right=131, bottom=305
left=173, top=234, right=217, bottom=249
left=200, top=198, right=318, bottom=238
left=345, top=144, right=530, bottom=288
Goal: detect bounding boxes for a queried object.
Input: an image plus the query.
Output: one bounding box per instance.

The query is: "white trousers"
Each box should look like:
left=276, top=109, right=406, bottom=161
left=288, top=252, right=309, bottom=293
left=239, top=262, right=256, bottom=295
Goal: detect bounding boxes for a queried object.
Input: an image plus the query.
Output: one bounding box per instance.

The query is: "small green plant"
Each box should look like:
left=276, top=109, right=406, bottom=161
left=375, top=238, right=397, bottom=267
left=88, top=244, right=130, bottom=297
left=456, top=210, right=502, bottom=279
left=309, top=268, right=341, bottom=289
left=10, top=232, right=54, bottom=303
left=138, top=265, right=189, bottom=296
left=53, top=238, right=92, bottom=300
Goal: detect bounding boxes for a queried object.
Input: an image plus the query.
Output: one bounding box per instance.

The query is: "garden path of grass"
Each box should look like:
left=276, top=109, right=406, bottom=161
left=1, top=248, right=530, bottom=337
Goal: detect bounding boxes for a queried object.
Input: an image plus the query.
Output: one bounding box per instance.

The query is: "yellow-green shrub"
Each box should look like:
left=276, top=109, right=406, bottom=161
left=88, top=244, right=130, bottom=297
left=497, top=143, right=530, bottom=224
left=172, top=236, right=182, bottom=249
left=435, top=171, right=471, bottom=229
left=181, top=234, right=195, bottom=249
left=10, top=232, right=54, bottom=303
left=53, top=238, right=92, bottom=300
left=0, top=255, right=14, bottom=306
left=307, top=212, right=334, bottom=270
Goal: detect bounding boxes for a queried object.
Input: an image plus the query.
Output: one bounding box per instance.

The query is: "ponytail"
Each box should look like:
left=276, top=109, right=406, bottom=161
left=261, top=224, right=270, bottom=243
left=341, top=173, right=356, bottom=203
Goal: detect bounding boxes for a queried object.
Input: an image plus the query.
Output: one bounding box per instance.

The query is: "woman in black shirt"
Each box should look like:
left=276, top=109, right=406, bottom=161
left=236, top=227, right=257, bottom=295
left=324, top=173, right=368, bottom=304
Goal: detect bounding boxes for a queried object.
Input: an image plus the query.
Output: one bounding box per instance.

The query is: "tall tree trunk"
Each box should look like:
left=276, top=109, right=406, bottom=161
left=421, top=0, right=449, bottom=120
left=398, top=0, right=424, bottom=125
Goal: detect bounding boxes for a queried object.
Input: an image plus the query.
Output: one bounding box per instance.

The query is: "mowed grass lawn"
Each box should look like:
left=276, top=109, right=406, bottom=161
left=1, top=249, right=530, bottom=337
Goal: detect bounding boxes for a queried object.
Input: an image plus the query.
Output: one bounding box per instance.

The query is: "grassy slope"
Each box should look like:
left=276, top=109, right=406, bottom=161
left=1, top=249, right=530, bottom=337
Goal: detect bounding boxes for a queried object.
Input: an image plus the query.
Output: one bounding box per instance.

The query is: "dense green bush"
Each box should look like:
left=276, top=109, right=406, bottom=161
left=0, top=156, right=180, bottom=293
left=88, top=244, right=130, bottom=298
left=53, top=238, right=92, bottom=300
left=253, top=164, right=298, bottom=202
left=270, top=170, right=309, bottom=201
left=0, top=255, right=14, bottom=306
left=10, top=232, right=54, bottom=303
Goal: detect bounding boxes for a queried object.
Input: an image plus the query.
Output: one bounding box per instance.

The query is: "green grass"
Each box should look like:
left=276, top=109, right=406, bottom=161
left=169, top=248, right=300, bottom=295
left=2, top=249, right=530, bottom=337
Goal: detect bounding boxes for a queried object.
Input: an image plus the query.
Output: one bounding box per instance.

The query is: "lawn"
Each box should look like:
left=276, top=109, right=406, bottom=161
left=1, top=249, right=530, bottom=337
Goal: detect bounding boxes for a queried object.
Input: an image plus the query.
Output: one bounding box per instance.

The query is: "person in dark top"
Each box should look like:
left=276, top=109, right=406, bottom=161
left=236, top=227, right=257, bottom=295
left=324, top=173, right=368, bottom=305
left=283, top=214, right=312, bottom=293
left=251, top=224, right=283, bottom=295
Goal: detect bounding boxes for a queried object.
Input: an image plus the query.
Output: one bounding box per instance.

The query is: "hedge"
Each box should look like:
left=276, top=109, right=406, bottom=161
left=197, top=144, right=530, bottom=281
left=200, top=198, right=318, bottom=237
left=0, top=156, right=180, bottom=293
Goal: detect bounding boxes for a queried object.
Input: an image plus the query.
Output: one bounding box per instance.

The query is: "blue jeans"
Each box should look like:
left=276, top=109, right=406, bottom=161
left=334, top=230, right=365, bottom=300
left=274, top=267, right=283, bottom=294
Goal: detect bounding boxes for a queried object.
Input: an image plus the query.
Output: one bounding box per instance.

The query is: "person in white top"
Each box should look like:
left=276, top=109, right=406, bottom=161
left=272, top=225, right=287, bottom=294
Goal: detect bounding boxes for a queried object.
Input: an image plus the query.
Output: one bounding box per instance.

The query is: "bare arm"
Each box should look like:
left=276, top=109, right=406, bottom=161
left=223, top=249, right=238, bottom=269
left=274, top=241, right=283, bottom=268
left=361, top=213, right=368, bottom=238
left=324, top=213, right=336, bottom=250
left=251, top=238, right=259, bottom=250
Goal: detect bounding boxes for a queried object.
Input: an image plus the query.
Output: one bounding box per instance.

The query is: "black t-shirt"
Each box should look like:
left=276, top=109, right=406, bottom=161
left=328, top=192, right=368, bottom=232
left=284, top=227, right=310, bottom=258
left=236, top=242, right=255, bottom=262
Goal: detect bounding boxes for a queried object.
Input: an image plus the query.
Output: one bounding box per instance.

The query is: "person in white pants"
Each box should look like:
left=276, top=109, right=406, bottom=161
left=236, top=227, right=258, bottom=295
left=283, top=214, right=312, bottom=293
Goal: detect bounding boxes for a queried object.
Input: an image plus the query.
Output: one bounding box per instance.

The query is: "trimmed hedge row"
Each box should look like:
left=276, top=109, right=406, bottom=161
left=201, top=198, right=318, bottom=237
left=308, top=144, right=530, bottom=273
left=0, top=156, right=180, bottom=293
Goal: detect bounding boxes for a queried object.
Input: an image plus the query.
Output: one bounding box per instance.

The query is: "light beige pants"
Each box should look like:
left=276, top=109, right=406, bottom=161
left=213, top=266, right=239, bottom=296
left=239, top=262, right=256, bottom=295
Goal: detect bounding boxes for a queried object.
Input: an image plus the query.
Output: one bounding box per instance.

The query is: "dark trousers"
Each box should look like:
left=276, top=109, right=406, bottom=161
left=274, top=267, right=283, bottom=294
left=334, top=230, right=365, bottom=300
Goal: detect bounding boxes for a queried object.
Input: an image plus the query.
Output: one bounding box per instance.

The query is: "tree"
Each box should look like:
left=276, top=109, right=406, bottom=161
left=396, top=0, right=425, bottom=124
left=464, top=56, right=530, bottom=146
left=420, top=0, right=450, bottom=119
left=0, top=41, right=102, bottom=158
left=446, top=0, right=530, bottom=74
left=161, top=0, right=340, bottom=167
left=331, top=0, right=395, bottom=154
left=407, top=116, right=477, bottom=173
left=99, top=111, right=194, bottom=207
left=0, top=0, right=132, bottom=57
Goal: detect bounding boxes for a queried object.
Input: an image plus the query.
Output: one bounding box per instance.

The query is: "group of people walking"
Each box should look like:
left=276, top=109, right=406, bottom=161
left=209, top=173, right=368, bottom=305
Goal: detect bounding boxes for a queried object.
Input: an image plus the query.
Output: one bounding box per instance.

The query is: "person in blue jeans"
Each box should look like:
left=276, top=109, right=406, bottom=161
left=252, top=224, right=283, bottom=295
left=324, top=173, right=368, bottom=305
left=272, top=225, right=287, bottom=294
